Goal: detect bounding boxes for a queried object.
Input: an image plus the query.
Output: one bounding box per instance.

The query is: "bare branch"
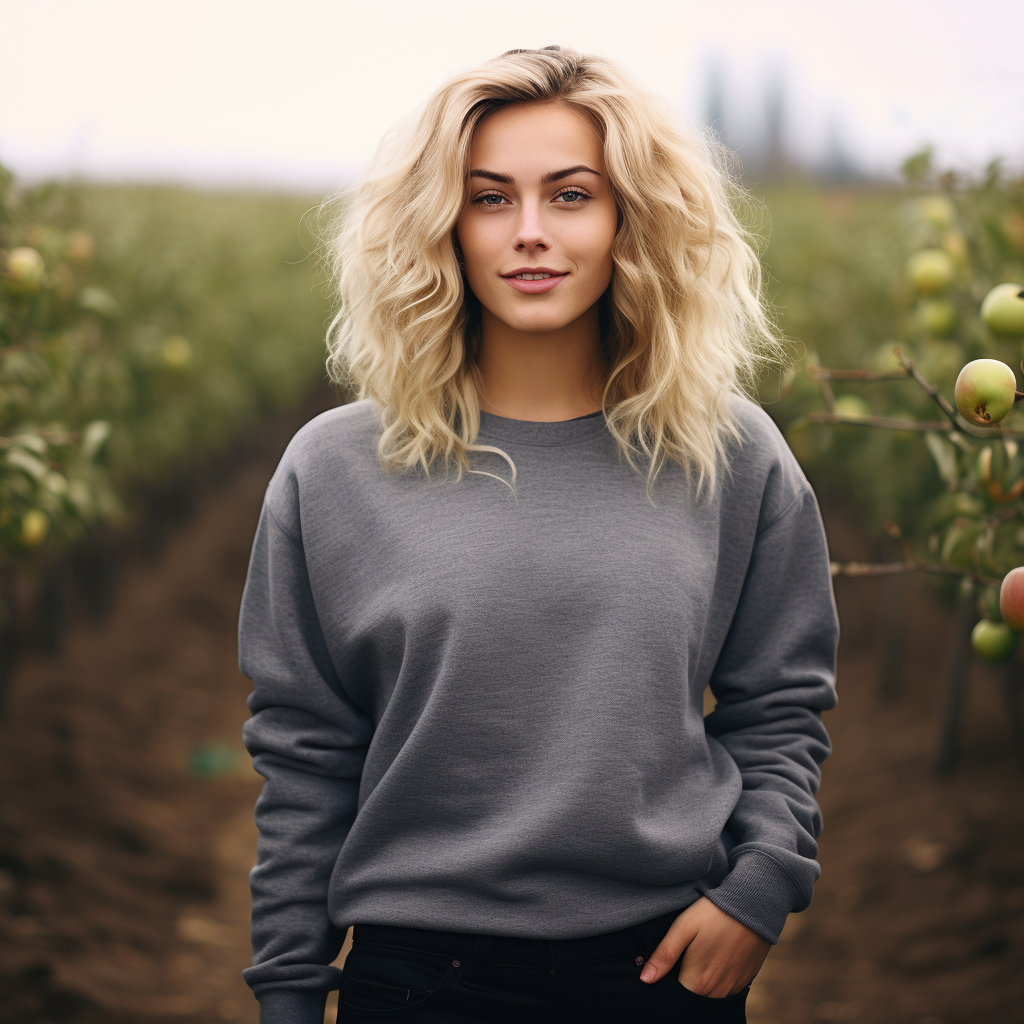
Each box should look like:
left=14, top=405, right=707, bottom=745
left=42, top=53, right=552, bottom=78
left=810, top=368, right=910, bottom=381
left=889, top=347, right=1024, bottom=440
left=830, top=559, right=1001, bottom=588
left=805, top=348, right=1024, bottom=441
left=892, top=347, right=963, bottom=426
left=807, top=412, right=949, bottom=432
left=0, top=430, right=79, bottom=449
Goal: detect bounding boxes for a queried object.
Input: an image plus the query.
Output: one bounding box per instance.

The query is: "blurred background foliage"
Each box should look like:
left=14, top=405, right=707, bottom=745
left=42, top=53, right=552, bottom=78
left=4, top=152, right=1024, bottom=625
left=0, top=164, right=333, bottom=570
left=752, top=157, right=1024, bottom=577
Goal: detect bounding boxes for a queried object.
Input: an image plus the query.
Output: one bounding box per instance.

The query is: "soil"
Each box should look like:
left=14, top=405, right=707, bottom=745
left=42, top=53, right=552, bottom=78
left=0, top=403, right=1021, bottom=1024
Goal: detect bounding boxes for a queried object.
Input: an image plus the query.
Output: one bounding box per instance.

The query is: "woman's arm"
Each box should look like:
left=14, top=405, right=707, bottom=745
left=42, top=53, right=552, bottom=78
left=697, top=486, right=839, bottom=939
left=239, top=500, right=374, bottom=1024
left=642, top=483, right=839, bottom=993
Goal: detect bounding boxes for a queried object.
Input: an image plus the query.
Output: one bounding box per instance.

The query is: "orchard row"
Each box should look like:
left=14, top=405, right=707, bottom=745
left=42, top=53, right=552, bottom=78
left=765, top=154, right=1024, bottom=691
left=0, top=166, right=334, bottom=566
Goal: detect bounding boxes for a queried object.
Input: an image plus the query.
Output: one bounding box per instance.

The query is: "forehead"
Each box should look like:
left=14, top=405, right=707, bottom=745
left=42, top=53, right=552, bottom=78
left=469, top=100, right=604, bottom=172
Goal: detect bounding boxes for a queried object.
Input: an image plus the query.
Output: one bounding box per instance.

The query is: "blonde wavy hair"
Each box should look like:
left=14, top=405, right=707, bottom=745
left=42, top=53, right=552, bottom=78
left=322, top=44, right=785, bottom=502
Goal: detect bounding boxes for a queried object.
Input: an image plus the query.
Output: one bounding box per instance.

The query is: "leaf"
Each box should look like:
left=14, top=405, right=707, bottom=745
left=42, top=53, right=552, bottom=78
left=67, top=479, right=95, bottom=519
left=946, top=432, right=976, bottom=454
left=925, top=431, right=959, bottom=490
left=978, top=525, right=995, bottom=564
left=5, top=448, right=48, bottom=480
left=10, top=433, right=47, bottom=455
left=942, top=524, right=965, bottom=564
left=81, top=420, right=112, bottom=460
left=77, top=286, right=120, bottom=318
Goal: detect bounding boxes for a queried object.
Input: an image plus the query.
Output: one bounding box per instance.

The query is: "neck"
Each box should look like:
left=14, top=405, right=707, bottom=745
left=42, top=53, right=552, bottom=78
left=472, top=303, right=608, bottom=422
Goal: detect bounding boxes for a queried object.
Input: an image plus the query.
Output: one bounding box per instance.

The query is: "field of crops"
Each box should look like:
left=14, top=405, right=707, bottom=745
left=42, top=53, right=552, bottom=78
left=2, top=158, right=1023, bottom=1023
left=0, top=166, right=344, bottom=699
left=750, top=161, right=1024, bottom=773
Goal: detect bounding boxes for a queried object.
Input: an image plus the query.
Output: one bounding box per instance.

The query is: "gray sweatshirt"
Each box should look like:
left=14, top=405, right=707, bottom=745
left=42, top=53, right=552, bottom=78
left=238, top=395, right=839, bottom=1024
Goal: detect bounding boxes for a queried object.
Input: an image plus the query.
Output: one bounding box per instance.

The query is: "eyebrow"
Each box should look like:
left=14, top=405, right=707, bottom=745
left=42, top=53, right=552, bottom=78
left=468, top=165, right=602, bottom=185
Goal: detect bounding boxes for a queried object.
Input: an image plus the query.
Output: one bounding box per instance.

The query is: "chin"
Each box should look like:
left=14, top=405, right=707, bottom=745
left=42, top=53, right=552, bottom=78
left=498, top=306, right=582, bottom=334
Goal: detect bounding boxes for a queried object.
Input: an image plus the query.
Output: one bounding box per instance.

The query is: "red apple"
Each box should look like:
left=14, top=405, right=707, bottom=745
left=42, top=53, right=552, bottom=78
left=999, top=567, right=1024, bottom=630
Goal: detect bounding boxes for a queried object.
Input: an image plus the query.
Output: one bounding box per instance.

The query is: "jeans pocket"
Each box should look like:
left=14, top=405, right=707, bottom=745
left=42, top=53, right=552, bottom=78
left=669, top=979, right=750, bottom=1022
left=339, top=942, right=456, bottom=1017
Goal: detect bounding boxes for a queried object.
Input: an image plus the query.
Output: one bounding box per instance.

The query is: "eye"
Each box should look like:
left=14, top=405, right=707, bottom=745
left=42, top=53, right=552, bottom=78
left=554, top=187, right=592, bottom=205
left=472, top=192, right=509, bottom=207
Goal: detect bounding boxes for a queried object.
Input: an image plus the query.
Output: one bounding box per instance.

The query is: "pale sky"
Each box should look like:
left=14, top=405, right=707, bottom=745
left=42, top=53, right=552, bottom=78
left=2, top=0, right=1023, bottom=191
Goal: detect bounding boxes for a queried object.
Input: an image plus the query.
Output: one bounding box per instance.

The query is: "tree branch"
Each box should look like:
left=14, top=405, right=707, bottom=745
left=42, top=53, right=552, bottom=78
left=809, top=367, right=910, bottom=381
left=830, top=559, right=1001, bottom=588
left=0, top=430, right=79, bottom=449
left=891, top=347, right=1024, bottom=440
left=806, top=412, right=949, bottom=432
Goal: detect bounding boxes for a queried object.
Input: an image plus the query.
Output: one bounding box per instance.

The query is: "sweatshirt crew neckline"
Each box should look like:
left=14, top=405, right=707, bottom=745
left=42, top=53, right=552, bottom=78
left=476, top=407, right=607, bottom=447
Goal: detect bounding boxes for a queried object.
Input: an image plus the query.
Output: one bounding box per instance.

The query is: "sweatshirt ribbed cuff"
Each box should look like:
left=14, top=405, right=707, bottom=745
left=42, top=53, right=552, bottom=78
left=694, top=851, right=805, bottom=945
left=257, top=988, right=329, bottom=1024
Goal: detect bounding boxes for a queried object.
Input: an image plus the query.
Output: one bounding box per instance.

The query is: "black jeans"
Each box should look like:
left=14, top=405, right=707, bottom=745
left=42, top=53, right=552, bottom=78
left=338, top=908, right=750, bottom=1022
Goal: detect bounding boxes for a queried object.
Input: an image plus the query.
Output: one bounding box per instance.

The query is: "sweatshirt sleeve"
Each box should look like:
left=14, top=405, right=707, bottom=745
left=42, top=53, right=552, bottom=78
left=695, top=484, right=840, bottom=945
left=238, top=496, right=374, bottom=1024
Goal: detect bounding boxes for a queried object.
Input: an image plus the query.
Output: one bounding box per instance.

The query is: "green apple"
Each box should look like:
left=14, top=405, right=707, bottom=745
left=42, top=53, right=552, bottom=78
left=906, top=248, right=955, bottom=294
left=941, top=230, right=968, bottom=265
left=5, top=247, right=45, bottom=294
left=20, top=508, right=48, bottom=548
left=999, top=566, right=1024, bottom=631
left=161, top=336, right=193, bottom=369
left=952, top=492, right=985, bottom=517
left=980, top=283, right=1024, bottom=337
left=954, top=359, right=1018, bottom=425
left=916, top=299, right=957, bottom=336
left=971, top=619, right=1017, bottom=662
left=916, top=195, right=956, bottom=230
left=833, top=395, right=871, bottom=419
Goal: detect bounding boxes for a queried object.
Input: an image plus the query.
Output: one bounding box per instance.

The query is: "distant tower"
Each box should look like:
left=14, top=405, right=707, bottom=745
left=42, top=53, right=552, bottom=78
left=762, top=66, right=788, bottom=179
left=701, top=57, right=728, bottom=148
left=822, top=112, right=857, bottom=181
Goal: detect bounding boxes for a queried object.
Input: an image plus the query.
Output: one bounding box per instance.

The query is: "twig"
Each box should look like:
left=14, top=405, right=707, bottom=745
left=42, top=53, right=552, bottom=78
left=809, top=367, right=910, bottom=381
left=830, top=559, right=1001, bottom=589
left=0, top=430, right=79, bottom=449
left=807, top=412, right=949, bottom=432
left=892, top=347, right=1024, bottom=440
left=813, top=373, right=836, bottom=412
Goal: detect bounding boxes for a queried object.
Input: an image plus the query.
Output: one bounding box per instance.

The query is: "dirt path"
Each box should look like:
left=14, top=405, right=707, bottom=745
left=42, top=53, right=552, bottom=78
left=748, top=550, right=1024, bottom=1023
left=0, top=416, right=1020, bottom=1023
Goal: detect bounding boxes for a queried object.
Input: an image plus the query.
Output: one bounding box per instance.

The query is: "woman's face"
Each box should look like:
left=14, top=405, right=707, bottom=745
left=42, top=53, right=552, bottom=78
left=455, top=100, right=618, bottom=336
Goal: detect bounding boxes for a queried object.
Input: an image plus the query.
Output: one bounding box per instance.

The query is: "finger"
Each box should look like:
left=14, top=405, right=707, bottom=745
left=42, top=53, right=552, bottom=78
left=677, top=931, right=769, bottom=996
left=639, top=917, right=698, bottom=983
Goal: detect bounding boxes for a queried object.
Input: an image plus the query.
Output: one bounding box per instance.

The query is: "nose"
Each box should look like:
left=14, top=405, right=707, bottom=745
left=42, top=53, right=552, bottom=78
left=511, top=198, right=551, bottom=253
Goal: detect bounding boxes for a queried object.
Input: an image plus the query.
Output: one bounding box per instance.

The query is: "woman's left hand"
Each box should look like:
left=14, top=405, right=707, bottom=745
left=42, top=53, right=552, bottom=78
left=638, top=896, right=771, bottom=996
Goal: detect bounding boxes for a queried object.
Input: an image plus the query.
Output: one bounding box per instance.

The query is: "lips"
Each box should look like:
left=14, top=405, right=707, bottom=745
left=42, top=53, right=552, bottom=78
left=501, top=267, right=567, bottom=279
left=503, top=271, right=569, bottom=295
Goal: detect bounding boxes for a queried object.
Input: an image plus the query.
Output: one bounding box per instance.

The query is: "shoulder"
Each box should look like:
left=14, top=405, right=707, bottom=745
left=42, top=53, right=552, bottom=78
left=721, top=392, right=814, bottom=531
left=264, top=399, right=382, bottom=522
left=280, top=398, right=382, bottom=469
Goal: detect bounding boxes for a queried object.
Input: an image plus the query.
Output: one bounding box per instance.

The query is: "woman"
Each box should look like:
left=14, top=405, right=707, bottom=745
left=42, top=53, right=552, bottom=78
left=238, top=45, right=839, bottom=1024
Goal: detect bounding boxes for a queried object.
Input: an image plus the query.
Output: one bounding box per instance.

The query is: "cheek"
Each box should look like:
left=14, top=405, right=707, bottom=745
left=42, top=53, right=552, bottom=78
left=572, top=216, right=617, bottom=275
left=457, top=219, right=500, bottom=276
